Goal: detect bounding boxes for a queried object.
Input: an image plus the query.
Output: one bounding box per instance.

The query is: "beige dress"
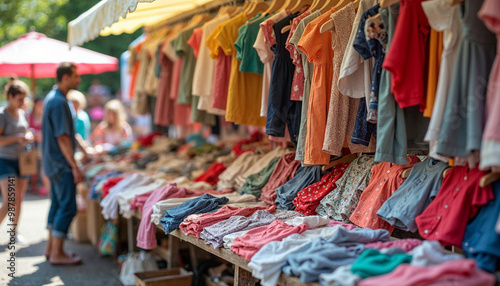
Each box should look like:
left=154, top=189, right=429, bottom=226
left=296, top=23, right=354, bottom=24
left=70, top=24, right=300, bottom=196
left=322, top=3, right=375, bottom=156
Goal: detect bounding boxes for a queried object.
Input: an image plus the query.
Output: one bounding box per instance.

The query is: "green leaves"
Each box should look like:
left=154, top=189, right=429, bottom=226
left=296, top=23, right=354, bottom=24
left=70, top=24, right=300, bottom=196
left=0, top=0, right=141, bottom=97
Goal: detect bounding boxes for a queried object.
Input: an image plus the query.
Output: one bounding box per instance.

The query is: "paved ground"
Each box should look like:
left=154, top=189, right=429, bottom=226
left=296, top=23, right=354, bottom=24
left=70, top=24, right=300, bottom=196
left=0, top=192, right=122, bottom=286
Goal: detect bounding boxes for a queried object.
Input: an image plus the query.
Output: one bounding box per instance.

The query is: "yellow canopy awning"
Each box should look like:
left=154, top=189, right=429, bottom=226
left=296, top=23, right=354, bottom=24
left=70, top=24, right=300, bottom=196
left=68, top=0, right=225, bottom=46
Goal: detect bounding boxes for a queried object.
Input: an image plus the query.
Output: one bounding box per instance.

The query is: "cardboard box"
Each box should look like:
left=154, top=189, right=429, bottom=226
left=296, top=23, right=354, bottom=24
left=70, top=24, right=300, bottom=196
left=70, top=210, right=89, bottom=243
left=134, top=268, right=192, bottom=286
left=86, top=196, right=106, bottom=247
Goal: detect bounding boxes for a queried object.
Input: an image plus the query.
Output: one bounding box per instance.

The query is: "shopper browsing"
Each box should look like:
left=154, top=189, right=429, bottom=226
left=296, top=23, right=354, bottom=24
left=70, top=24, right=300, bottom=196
left=90, top=99, right=132, bottom=147
left=0, top=80, right=32, bottom=243
left=42, top=62, right=86, bottom=265
left=67, top=89, right=91, bottom=143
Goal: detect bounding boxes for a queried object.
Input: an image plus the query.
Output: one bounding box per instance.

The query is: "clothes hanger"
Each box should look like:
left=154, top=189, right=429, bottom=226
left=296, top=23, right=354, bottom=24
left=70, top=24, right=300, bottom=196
left=217, top=6, right=231, bottom=17
left=322, top=153, right=358, bottom=171
left=281, top=0, right=298, bottom=11
left=352, top=0, right=360, bottom=10
left=308, top=0, right=321, bottom=12
left=479, top=172, right=500, bottom=188
left=320, top=0, right=359, bottom=33
left=404, top=165, right=446, bottom=179
left=333, top=0, right=351, bottom=10
left=186, top=13, right=212, bottom=28
left=319, top=0, right=346, bottom=33
left=281, top=25, right=292, bottom=33
left=320, top=20, right=333, bottom=33
left=229, top=5, right=242, bottom=17
left=442, top=167, right=452, bottom=178
left=319, top=0, right=340, bottom=14
left=290, top=0, right=314, bottom=13
left=380, top=0, right=399, bottom=9
left=243, top=1, right=255, bottom=12
left=401, top=167, right=412, bottom=179
left=369, top=13, right=381, bottom=22
left=241, top=1, right=251, bottom=12
left=281, top=0, right=314, bottom=33
left=239, top=1, right=256, bottom=17
left=263, top=0, right=287, bottom=15
left=247, top=1, right=270, bottom=19
left=217, top=5, right=239, bottom=17
left=449, top=0, right=464, bottom=6
left=249, top=0, right=283, bottom=24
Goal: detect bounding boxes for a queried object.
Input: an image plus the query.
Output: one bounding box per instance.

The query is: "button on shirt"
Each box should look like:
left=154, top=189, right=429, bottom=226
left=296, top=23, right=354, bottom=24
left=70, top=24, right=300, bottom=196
left=415, top=166, right=493, bottom=247
left=349, top=155, right=420, bottom=232
left=377, top=158, right=449, bottom=232
left=41, top=88, right=76, bottom=177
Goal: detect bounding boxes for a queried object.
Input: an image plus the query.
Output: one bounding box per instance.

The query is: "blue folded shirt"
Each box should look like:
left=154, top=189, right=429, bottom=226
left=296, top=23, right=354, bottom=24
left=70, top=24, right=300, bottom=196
left=160, top=193, right=229, bottom=234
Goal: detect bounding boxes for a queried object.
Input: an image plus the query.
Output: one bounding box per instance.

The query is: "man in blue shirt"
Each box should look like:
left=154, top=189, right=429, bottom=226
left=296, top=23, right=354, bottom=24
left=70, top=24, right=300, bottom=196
left=42, top=62, right=84, bottom=265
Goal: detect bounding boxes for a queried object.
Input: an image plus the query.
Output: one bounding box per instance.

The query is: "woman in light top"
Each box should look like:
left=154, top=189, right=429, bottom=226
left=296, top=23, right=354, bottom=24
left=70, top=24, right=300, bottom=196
left=0, top=80, right=33, bottom=242
left=90, top=99, right=132, bottom=146
left=67, top=89, right=91, bottom=142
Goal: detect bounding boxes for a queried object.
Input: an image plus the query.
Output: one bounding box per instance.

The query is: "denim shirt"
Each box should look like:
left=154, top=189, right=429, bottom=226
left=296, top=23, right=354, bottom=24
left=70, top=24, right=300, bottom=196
left=377, top=158, right=449, bottom=232
left=160, top=194, right=228, bottom=234
left=41, top=88, right=76, bottom=177
left=462, top=180, right=500, bottom=273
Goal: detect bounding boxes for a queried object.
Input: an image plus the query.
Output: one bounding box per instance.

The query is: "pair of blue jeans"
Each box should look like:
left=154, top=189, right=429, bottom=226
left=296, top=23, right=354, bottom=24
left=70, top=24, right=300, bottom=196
left=47, top=170, right=77, bottom=239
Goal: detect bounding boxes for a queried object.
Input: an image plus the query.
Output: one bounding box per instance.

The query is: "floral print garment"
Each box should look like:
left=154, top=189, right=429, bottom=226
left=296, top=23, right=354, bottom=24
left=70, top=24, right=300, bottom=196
left=349, top=155, right=421, bottom=233
left=263, top=19, right=278, bottom=47
left=365, top=14, right=388, bottom=123
left=316, top=155, right=377, bottom=222
left=365, top=15, right=388, bottom=52
left=293, top=162, right=349, bottom=216
left=286, top=11, right=311, bottom=101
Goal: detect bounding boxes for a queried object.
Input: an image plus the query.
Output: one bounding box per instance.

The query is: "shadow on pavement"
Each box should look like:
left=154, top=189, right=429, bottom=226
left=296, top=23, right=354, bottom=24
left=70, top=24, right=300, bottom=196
left=8, top=240, right=122, bottom=286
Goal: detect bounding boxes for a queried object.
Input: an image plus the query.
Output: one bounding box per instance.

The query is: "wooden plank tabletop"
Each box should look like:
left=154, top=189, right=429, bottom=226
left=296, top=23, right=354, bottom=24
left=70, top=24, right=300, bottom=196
left=137, top=212, right=320, bottom=285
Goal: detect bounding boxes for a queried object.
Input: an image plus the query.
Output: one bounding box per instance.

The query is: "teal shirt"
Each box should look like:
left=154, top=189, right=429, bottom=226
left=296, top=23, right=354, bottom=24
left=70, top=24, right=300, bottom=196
left=75, top=110, right=91, bottom=141
left=235, top=14, right=269, bottom=75
left=351, top=248, right=412, bottom=278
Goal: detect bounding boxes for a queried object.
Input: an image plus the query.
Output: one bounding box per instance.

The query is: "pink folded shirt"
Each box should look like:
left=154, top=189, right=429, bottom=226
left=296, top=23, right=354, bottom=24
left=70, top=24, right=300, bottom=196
left=365, top=238, right=423, bottom=252
left=136, top=184, right=233, bottom=249
left=358, top=259, right=495, bottom=286
left=328, top=220, right=358, bottom=230
left=130, top=191, right=154, bottom=212
left=231, top=220, right=308, bottom=261
left=179, top=205, right=277, bottom=238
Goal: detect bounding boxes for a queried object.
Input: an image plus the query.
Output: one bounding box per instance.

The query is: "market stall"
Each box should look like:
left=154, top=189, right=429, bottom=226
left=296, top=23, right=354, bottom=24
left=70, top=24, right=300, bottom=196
left=69, top=0, right=500, bottom=285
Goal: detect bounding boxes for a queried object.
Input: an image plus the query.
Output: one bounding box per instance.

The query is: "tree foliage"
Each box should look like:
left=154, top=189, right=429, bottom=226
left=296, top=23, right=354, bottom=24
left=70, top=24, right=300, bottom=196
left=0, top=0, right=141, bottom=99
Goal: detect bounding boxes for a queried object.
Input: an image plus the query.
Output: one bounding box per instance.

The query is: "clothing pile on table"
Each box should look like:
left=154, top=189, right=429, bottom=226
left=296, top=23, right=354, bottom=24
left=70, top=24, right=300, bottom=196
left=82, top=0, right=500, bottom=282
left=82, top=128, right=500, bottom=285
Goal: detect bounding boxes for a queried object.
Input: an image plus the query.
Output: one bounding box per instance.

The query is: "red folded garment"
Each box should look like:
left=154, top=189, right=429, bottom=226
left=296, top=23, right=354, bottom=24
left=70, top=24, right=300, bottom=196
left=232, top=131, right=263, bottom=156
left=101, top=177, right=124, bottom=199
left=194, top=162, right=226, bottom=185
left=180, top=205, right=276, bottom=238
left=231, top=220, right=308, bottom=261
left=138, top=132, right=162, bottom=147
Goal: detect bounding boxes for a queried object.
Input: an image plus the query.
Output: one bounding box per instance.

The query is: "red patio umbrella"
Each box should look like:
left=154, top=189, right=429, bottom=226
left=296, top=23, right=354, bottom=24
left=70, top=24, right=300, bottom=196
left=0, top=31, right=118, bottom=94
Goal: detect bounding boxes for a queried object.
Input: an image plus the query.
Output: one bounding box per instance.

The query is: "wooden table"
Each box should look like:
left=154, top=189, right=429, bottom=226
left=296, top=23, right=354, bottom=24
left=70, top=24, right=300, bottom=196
left=131, top=212, right=318, bottom=286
